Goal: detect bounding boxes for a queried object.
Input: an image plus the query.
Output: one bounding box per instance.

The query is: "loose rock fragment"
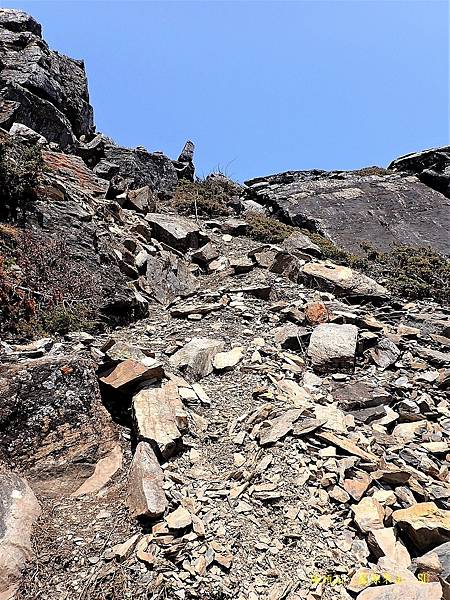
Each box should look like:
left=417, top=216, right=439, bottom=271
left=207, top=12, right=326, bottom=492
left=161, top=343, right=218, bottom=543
left=133, top=382, right=187, bottom=458
left=0, top=470, right=41, bottom=599
left=213, top=347, right=244, bottom=370
left=100, top=358, right=163, bottom=390
left=166, top=506, right=192, bottom=530
left=308, top=323, right=358, bottom=373
left=369, top=338, right=401, bottom=370
left=126, top=442, right=167, bottom=519
left=170, top=337, right=225, bottom=379
left=367, top=527, right=411, bottom=568
left=352, top=497, right=385, bottom=533
left=301, top=262, right=389, bottom=299
left=258, top=409, right=303, bottom=445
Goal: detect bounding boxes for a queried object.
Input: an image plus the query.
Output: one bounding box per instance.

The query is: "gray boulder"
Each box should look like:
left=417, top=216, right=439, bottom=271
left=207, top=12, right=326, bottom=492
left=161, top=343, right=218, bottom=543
left=308, top=323, right=358, bottom=373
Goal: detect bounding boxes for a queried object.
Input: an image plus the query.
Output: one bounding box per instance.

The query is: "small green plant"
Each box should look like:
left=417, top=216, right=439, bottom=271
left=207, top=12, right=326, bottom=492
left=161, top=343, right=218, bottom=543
left=0, top=137, right=43, bottom=223
left=369, top=245, right=450, bottom=303
left=246, top=212, right=295, bottom=243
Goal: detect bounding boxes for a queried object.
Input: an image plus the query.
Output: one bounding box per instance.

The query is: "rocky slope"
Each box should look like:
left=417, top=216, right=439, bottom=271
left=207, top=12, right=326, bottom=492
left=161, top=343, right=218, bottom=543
left=0, top=8, right=449, bottom=600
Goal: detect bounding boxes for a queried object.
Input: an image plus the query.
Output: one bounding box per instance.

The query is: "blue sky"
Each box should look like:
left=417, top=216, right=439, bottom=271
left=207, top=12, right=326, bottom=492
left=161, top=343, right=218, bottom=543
left=4, top=1, right=449, bottom=181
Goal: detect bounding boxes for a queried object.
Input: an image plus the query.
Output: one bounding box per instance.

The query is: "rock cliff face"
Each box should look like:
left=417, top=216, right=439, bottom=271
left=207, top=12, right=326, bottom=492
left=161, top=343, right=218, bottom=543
left=245, top=169, right=450, bottom=255
left=0, top=9, right=94, bottom=150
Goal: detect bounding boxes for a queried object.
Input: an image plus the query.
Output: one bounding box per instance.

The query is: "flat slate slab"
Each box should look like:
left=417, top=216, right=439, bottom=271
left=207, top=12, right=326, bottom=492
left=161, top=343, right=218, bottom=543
left=245, top=169, right=450, bottom=255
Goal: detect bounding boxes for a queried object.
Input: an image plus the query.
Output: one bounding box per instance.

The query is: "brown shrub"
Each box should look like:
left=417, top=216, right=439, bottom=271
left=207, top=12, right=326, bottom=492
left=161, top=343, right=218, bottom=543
left=172, top=179, right=233, bottom=216
left=0, top=229, right=102, bottom=338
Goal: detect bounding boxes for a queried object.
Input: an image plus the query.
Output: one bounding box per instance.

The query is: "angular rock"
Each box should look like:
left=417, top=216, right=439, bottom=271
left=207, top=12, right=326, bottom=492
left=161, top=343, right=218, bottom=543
left=316, top=432, right=377, bottom=462
left=95, top=145, right=178, bottom=199
left=191, top=242, right=220, bottom=266
left=0, top=469, right=41, bottom=599
left=416, top=541, right=450, bottom=588
left=307, top=323, right=358, bottom=373
left=369, top=338, right=401, bottom=369
left=100, top=359, right=163, bottom=391
left=126, top=186, right=156, bottom=213
left=343, top=471, right=372, bottom=501
left=173, top=140, right=195, bottom=181
left=230, top=257, right=254, bottom=274
left=281, top=231, right=321, bottom=257
left=301, top=262, right=389, bottom=300
left=392, top=503, right=450, bottom=551
left=273, top=325, right=310, bottom=350
left=143, top=252, right=198, bottom=306
left=71, top=444, right=123, bottom=497
left=170, top=338, right=225, bottom=380
left=166, top=506, right=192, bottom=530
left=258, top=409, right=303, bottom=446
left=132, top=382, right=187, bottom=458
left=146, top=213, right=207, bottom=252
left=333, top=382, right=391, bottom=411
left=213, top=347, right=244, bottom=371
left=352, top=497, right=385, bottom=533
left=170, top=302, right=223, bottom=318
left=126, top=442, right=167, bottom=519
left=367, top=527, right=411, bottom=568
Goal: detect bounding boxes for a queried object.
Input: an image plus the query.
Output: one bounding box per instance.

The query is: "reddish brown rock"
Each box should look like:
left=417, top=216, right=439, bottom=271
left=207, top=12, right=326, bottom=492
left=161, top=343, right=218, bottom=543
left=99, top=359, right=163, bottom=390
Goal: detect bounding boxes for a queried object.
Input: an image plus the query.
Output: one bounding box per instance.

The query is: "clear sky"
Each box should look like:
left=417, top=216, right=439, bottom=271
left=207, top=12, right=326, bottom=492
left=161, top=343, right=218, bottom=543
left=3, top=1, right=449, bottom=181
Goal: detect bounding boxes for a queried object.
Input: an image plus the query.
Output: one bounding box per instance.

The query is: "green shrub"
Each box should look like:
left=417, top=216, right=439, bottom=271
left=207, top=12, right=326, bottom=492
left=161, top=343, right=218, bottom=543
left=246, top=212, right=295, bottom=243
left=369, top=245, right=450, bottom=303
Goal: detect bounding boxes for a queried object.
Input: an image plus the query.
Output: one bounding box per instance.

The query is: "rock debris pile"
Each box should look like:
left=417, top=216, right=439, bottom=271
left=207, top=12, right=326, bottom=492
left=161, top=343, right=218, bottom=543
left=0, top=8, right=449, bottom=600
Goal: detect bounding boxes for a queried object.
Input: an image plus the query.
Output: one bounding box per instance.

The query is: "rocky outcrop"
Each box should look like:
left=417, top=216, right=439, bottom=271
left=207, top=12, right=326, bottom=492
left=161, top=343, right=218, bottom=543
left=0, top=8, right=94, bottom=150
left=245, top=168, right=450, bottom=256
left=34, top=149, right=148, bottom=322
left=389, top=146, right=450, bottom=199
left=93, top=144, right=178, bottom=200
left=0, top=355, right=119, bottom=496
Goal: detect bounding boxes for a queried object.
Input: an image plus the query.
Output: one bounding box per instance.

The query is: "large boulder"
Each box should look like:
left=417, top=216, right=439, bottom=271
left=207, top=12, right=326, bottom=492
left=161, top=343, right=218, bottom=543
left=245, top=169, right=450, bottom=256
left=0, top=468, right=41, bottom=599
left=0, top=355, right=119, bottom=497
left=0, top=9, right=94, bottom=150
